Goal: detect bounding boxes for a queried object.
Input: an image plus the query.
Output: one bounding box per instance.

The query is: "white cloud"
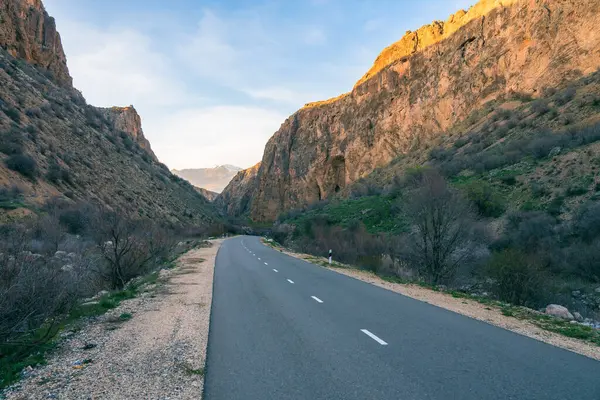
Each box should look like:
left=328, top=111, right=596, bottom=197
left=147, top=106, right=286, bottom=170
left=58, top=20, right=190, bottom=109
left=304, top=27, right=326, bottom=45
left=180, top=10, right=240, bottom=82
left=41, top=2, right=345, bottom=169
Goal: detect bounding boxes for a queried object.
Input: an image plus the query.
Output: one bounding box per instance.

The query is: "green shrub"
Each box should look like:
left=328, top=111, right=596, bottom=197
left=0, top=130, right=24, bottom=155
left=463, top=181, right=506, bottom=218
left=485, top=249, right=545, bottom=307
left=5, top=154, right=37, bottom=179
left=554, top=86, right=576, bottom=106
left=4, top=107, right=21, bottom=123
left=547, top=196, right=564, bottom=216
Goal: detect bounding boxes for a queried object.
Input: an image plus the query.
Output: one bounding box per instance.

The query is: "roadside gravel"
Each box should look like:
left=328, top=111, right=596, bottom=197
left=3, top=240, right=222, bottom=400
left=273, top=244, right=600, bottom=361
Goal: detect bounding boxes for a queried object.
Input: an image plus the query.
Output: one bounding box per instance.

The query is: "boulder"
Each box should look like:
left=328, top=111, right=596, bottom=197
left=573, top=312, right=584, bottom=322
left=545, top=304, right=574, bottom=320
left=54, top=251, right=67, bottom=258
left=61, top=264, right=74, bottom=272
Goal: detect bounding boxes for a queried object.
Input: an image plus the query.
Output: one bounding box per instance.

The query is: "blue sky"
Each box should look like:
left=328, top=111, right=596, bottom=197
left=44, top=0, right=474, bottom=169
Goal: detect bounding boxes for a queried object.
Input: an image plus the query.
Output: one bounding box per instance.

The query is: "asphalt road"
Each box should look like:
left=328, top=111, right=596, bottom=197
left=203, top=236, right=600, bottom=400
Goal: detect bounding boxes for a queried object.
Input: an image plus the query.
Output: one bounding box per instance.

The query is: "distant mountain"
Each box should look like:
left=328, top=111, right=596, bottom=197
left=172, top=165, right=242, bottom=193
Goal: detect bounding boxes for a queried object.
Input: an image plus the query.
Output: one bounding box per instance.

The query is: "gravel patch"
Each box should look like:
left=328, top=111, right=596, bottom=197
left=2, top=240, right=222, bottom=400
left=275, top=245, right=600, bottom=361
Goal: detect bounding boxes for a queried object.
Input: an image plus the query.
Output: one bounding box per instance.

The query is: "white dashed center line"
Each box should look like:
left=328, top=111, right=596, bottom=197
left=361, top=329, right=388, bottom=345
left=287, top=279, right=294, bottom=284
left=273, top=269, right=278, bottom=272
left=311, top=296, right=323, bottom=303
left=264, top=262, right=268, bottom=265
left=258, top=258, right=261, bottom=261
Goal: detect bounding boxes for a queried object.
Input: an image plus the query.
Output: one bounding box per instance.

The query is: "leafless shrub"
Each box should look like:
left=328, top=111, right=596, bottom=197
left=0, top=225, right=81, bottom=347
left=485, top=249, right=546, bottom=307
left=92, top=212, right=176, bottom=289
left=398, top=171, right=477, bottom=284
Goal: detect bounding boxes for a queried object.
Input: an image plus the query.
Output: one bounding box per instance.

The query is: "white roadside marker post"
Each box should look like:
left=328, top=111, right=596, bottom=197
left=328, top=249, right=332, bottom=265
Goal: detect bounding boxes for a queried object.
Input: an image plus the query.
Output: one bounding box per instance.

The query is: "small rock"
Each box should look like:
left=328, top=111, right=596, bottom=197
left=54, top=251, right=67, bottom=258
left=61, top=264, right=74, bottom=272
left=545, top=304, right=574, bottom=320
left=82, top=343, right=97, bottom=350
left=93, top=290, right=109, bottom=299
left=549, top=146, right=562, bottom=157
left=573, top=312, right=584, bottom=322
left=159, top=269, right=170, bottom=278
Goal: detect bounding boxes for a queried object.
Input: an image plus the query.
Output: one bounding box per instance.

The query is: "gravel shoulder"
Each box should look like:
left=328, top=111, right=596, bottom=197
left=270, top=243, right=600, bottom=361
left=3, top=240, right=223, bottom=400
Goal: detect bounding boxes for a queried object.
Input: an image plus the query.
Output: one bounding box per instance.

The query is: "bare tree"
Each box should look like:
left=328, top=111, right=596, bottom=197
left=93, top=212, right=175, bottom=289
left=0, top=225, right=79, bottom=349
left=402, top=170, right=476, bottom=285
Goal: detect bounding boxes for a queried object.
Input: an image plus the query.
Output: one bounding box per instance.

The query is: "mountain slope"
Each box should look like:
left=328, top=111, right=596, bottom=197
left=172, top=165, right=242, bottom=193
left=195, top=187, right=219, bottom=202
left=220, top=0, right=600, bottom=222
left=216, top=162, right=261, bottom=217
left=0, top=0, right=219, bottom=226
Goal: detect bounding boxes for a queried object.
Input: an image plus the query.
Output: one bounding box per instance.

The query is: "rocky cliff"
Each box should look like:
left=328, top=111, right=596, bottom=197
left=0, top=0, right=71, bottom=87
left=99, top=106, right=157, bottom=161
left=0, top=0, right=219, bottom=226
left=221, top=0, right=600, bottom=221
left=216, top=163, right=260, bottom=217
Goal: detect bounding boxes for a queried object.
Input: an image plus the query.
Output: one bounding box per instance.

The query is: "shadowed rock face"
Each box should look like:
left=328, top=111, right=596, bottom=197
left=221, top=0, right=600, bottom=222
left=0, top=0, right=72, bottom=87
left=195, top=187, right=219, bottom=202
left=215, top=163, right=261, bottom=217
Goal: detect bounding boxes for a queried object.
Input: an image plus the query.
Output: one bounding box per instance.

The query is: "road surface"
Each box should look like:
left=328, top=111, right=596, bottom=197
left=203, top=236, right=600, bottom=399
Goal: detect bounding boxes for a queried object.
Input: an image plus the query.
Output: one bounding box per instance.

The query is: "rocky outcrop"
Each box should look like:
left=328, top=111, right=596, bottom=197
left=545, top=305, right=574, bottom=320
left=216, top=163, right=260, bottom=217
left=221, top=0, right=600, bottom=222
left=99, top=106, right=157, bottom=161
left=0, top=0, right=71, bottom=87
left=356, top=0, right=519, bottom=87
left=0, top=0, right=219, bottom=227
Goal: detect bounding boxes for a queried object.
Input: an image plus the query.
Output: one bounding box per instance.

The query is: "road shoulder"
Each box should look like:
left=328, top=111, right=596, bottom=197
left=3, top=240, right=223, bottom=400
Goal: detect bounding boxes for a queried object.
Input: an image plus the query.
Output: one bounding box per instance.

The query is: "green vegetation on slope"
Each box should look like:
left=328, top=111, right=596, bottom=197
left=271, top=74, right=600, bottom=330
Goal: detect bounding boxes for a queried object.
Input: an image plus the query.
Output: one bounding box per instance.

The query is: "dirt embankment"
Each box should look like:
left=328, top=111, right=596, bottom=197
left=3, top=240, right=222, bottom=400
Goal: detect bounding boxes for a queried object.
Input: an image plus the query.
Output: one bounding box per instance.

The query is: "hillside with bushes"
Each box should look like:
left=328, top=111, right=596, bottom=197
left=217, top=0, right=600, bottom=329
left=0, top=0, right=229, bottom=387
